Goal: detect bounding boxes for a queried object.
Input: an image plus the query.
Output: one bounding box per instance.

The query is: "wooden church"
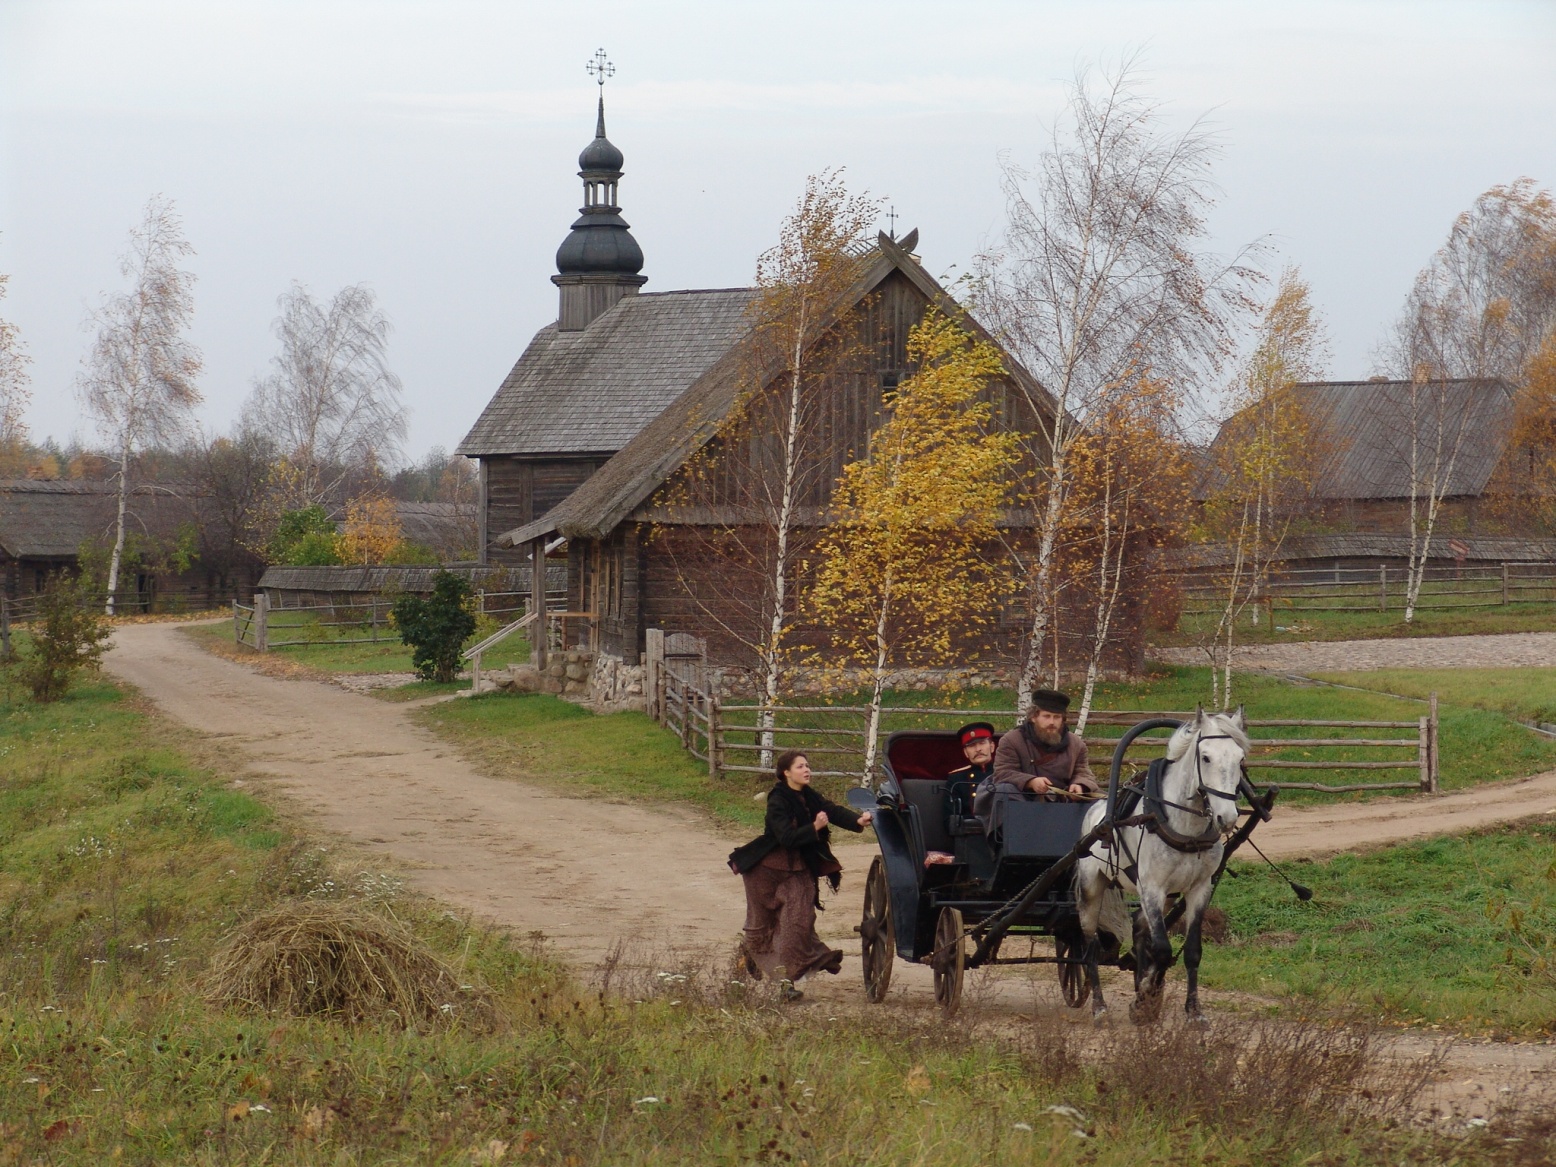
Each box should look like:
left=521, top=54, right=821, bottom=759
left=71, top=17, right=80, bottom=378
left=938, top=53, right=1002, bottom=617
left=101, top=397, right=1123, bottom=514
left=458, top=87, right=1147, bottom=688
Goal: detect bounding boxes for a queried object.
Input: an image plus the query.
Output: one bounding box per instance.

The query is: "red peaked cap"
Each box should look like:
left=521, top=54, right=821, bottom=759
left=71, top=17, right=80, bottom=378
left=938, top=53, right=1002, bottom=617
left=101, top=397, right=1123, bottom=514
left=957, top=722, right=997, bottom=745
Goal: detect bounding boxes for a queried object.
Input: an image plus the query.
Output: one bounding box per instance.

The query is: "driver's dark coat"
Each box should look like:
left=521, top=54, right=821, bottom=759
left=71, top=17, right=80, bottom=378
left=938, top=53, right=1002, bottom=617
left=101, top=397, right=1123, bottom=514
left=728, top=782, right=865, bottom=884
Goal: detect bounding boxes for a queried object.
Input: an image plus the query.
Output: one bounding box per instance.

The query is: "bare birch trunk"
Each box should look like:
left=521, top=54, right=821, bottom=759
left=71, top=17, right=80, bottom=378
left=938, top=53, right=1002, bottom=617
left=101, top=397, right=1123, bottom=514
left=757, top=309, right=810, bottom=768
left=860, top=568, right=894, bottom=784
left=105, top=436, right=132, bottom=616
left=1016, top=451, right=1068, bottom=716
left=1076, top=484, right=1131, bottom=734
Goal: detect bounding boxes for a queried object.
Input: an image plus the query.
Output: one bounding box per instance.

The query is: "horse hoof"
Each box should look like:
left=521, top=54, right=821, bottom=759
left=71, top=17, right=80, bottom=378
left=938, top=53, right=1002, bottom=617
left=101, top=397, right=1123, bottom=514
left=1090, top=1006, right=1109, bottom=1025
left=1187, top=1012, right=1210, bottom=1028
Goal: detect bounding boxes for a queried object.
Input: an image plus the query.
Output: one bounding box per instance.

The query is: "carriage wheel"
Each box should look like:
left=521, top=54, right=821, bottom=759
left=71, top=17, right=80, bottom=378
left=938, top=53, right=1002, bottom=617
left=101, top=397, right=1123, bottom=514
left=932, top=906, right=966, bottom=1017
left=859, top=856, right=894, bottom=1003
left=1056, top=936, right=1091, bottom=1009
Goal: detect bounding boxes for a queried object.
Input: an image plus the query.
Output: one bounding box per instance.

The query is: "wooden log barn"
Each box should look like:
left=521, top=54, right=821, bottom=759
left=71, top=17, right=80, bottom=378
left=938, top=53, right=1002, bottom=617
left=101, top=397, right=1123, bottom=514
left=457, top=89, right=1150, bottom=696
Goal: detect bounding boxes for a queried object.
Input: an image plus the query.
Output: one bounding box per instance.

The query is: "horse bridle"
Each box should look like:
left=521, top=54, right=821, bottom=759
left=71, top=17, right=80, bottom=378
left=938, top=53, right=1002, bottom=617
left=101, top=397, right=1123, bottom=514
left=1144, top=730, right=1250, bottom=853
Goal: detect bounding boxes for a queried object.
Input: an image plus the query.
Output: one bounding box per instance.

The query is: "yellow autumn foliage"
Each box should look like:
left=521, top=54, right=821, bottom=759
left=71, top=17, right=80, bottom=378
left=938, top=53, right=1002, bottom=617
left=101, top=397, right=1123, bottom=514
left=339, top=494, right=403, bottom=565
left=809, top=313, right=1019, bottom=686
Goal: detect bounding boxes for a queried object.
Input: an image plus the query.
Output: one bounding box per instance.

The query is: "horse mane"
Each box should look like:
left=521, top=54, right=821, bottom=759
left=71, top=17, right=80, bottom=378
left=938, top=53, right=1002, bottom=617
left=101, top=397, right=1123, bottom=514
left=1165, top=711, right=1250, bottom=761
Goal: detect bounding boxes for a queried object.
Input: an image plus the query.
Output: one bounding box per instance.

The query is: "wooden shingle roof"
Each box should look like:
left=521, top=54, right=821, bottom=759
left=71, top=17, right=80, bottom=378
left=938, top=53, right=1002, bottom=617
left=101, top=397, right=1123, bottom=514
left=1201, top=379, right=1516, bottom=501
left=457, top=287, right=758, bottom=457
left=0, top=481, right=125, bottom=558
left=495, top=232, right=1060, bottom=547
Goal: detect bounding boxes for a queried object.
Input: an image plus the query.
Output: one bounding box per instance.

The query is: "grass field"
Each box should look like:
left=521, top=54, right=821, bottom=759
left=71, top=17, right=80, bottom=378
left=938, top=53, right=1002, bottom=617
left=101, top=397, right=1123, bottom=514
left=1156, top=596, right=1556, bottom=647
left=184, top=617, right=532, bottom=677
left=416, top=667, right=1556, bottom=843
left=1207, top=821, right=1556, bottom=1036
left=7, top=676, right=1530, bottom=1163
left=1311, top=667, right=1556, bottom=729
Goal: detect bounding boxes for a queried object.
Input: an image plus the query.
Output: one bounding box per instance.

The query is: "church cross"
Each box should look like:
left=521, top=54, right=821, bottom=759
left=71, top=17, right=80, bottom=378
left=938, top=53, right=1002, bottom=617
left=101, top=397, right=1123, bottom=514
left=587, top=48, right=615, bottom=88
left=887, top=206, right=898, bottom=239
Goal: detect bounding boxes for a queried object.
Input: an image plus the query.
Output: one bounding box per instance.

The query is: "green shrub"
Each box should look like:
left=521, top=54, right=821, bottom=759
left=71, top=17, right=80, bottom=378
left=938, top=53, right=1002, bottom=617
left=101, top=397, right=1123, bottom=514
left=391, top=571, right=476, bottom=682
left=269, top=505, right=342, bottom=565
left=9, top=572, right=113, bottom=702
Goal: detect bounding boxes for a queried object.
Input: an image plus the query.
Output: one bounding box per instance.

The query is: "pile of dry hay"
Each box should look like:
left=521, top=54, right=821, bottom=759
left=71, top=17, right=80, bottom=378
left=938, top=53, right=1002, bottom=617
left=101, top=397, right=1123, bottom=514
left=205, top=899, right=501, bottom=1029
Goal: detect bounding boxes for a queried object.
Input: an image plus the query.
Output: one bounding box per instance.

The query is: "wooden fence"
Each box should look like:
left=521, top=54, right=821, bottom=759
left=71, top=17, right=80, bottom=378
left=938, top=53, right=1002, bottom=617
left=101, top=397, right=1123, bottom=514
left=646, top=664, right=1439, bottom=795
left=2, top=589, right=238, bottom=657
left=232, top=588, right=569, bottom=655
left=1181, top=561, right=1556, bottom=617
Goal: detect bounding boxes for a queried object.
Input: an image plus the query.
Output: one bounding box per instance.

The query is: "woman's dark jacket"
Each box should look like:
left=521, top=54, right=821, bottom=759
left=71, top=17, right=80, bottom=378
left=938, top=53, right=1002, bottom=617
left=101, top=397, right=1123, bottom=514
left=728, top=782, right=865, bottom=890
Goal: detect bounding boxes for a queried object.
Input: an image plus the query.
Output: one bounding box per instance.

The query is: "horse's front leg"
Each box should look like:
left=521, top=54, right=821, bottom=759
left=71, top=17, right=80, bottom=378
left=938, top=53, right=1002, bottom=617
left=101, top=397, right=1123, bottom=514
left=1074, top=865, right=1109, bottom=1020
left=1181, top=880, right=1215, bottom=1024
left=1130, top=888, right=1171, bottom=1025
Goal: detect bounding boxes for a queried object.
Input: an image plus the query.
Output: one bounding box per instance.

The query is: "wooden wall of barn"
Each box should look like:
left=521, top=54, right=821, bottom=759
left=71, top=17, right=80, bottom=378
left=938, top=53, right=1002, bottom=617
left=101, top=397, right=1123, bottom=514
left=481, top=455, right=608, bottom=567
left=629, top=523, right=1148, bottom=684
left=634, top=269, right=1048, bottom=527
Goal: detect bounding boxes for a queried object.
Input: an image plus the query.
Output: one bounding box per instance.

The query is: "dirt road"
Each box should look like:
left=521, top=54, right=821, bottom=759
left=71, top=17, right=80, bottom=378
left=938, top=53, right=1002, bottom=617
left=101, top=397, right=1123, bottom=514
left=103, top=621, right=1555, bottom=1110
left=103, top=621, right=741, bottom=965
left=1154, top=630, right=1556, bottom=672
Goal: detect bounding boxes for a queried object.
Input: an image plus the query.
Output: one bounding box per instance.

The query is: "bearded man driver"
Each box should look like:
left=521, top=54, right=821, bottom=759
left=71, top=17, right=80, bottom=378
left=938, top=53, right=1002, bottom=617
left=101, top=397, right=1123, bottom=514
left=973, top=689, right=1100, bottom=823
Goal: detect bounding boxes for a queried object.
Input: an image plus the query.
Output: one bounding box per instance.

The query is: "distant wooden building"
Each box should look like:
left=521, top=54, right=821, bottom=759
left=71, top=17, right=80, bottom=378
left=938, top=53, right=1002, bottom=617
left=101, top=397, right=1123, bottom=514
left=1201, top=378, right=1521, bottom=533
left=458, top=95, right=1149, bottom=687
left=0, top=480, right=250, bottom=606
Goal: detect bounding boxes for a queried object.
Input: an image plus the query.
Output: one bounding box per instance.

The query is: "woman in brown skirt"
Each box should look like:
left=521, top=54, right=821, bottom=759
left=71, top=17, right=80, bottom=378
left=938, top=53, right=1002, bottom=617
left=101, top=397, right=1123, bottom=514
left=727, top=750, right=873, bottom=1001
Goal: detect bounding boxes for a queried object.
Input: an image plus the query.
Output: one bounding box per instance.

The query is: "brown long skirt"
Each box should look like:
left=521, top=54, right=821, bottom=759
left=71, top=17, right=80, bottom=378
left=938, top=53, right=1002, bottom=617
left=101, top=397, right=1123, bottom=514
left=740, top=855, right=843, bottom=983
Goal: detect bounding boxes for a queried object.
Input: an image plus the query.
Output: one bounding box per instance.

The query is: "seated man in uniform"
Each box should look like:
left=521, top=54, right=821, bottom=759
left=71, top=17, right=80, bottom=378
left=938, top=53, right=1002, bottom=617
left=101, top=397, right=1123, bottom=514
left=945, top=721, right=997, bottom=825
left=974, top=689, right=1099, bottom=824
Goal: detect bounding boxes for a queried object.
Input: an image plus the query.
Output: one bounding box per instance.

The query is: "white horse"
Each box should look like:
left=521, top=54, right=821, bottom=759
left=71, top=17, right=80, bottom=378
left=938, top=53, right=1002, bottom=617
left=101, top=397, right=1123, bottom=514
left=1073, top=708, right=1249, bottom=1023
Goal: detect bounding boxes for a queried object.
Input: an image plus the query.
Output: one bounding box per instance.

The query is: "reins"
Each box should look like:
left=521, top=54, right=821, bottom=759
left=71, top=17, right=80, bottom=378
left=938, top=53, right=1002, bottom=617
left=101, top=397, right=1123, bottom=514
left=1143, top=729, right=1243, bottom=854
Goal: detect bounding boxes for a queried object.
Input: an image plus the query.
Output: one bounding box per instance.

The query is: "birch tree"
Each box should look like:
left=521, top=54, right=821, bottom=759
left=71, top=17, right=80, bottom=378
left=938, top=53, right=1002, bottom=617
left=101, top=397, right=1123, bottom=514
left=241, top=282, right=407, bottom=500
left=1199, top=268, right=1326, bottom=704
left=78, top=196, right=203, bottom=614
left=657, top=172, right=878, bottom=760
left=1387, top=180, right=1556, bottom=620
left=1063, top=372, right=1190, bottom=730
left=975, top=62, right=1259, bottom=717
left=0, top=262, right=31, bottom=473
left=807, top=314, right=1019, bottom=780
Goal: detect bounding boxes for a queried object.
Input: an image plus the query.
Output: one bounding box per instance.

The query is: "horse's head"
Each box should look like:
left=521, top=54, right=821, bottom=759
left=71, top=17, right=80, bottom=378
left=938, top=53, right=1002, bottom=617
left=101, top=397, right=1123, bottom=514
left=1166, top=706, right=1249, bottom=832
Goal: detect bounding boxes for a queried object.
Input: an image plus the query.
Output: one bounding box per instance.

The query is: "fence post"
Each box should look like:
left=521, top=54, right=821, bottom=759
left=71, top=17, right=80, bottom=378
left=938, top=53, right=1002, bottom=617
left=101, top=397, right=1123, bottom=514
left=1417, top=713, right=1431, bottom=792
left=645, top=629, right=665, bottom=723
left=255, top=593, right=269, bottom=653
left=232, top=599, right=240, bottom=645
left=472, top=651, right=482, bottom=693
left=1379, top=564, right=1387, bottom=612
left=707, top=695, right=721, bottom=780
left=1, top=597, right=9, bottom=660
left=1502, top=562, right=1510, bottom=606
left=1428, top=691, right=1439, bottom=793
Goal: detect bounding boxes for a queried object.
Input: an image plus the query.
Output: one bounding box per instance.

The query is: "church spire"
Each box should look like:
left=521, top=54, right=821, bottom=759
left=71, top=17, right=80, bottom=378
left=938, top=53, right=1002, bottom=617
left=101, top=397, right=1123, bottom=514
left=553, top=48, right=646, bottom=331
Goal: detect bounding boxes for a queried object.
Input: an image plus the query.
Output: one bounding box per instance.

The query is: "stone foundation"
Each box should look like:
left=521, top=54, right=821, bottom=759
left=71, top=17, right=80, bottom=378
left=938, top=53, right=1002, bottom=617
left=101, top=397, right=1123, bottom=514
left=480, top=649, right=644, bottom=712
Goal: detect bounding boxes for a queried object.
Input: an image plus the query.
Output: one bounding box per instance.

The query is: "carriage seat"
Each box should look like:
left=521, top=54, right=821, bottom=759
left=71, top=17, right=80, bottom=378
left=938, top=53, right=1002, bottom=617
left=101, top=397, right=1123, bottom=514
left=900, top=779, right=954, bottom=856
left=992, top=794, right=1091, bottom=861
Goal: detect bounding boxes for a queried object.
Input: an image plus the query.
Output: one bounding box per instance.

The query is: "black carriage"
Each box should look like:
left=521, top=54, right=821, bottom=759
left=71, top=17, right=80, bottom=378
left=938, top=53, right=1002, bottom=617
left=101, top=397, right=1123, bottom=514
left=848, top=721, right=1277, bottom=1014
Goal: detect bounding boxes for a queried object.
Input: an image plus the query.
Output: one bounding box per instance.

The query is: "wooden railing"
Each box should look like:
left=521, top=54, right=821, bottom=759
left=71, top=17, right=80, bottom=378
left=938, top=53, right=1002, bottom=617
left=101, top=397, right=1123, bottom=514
left=646, top=675, right=1439, bottom=795
left=1181, top=561, right=1556, bottom=616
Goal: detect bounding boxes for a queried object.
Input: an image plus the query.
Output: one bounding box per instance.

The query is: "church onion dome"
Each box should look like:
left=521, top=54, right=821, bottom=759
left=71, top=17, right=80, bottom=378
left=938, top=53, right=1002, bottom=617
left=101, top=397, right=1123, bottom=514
left=554, top=94, right=644, bottom=278
left=578, top=101, right=625, bottom=174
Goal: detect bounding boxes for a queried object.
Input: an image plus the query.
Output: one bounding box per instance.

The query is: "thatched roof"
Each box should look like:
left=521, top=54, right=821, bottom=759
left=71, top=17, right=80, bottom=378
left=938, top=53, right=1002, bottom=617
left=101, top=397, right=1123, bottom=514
left=456, top=287, right=758, bottom=457
left=0, top=480, right=194, bottom=559
left=394, top=501, right=476, bottom=557
left=494, top=232, right=1058, bottom=547
left=1201, top=378, right=1517, bottom=501
left=1176, top=533, right=1556, bottom=569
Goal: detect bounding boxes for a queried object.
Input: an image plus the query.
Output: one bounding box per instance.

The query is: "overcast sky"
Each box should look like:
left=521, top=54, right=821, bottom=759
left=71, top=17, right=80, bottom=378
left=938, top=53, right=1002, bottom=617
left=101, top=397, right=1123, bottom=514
left=2, top=0, right=1554, bottom=462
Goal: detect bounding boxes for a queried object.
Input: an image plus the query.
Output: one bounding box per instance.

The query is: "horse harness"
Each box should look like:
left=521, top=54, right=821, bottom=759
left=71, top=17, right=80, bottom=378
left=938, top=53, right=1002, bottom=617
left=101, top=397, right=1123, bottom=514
left=1099, top=732, right=1250, bottom=885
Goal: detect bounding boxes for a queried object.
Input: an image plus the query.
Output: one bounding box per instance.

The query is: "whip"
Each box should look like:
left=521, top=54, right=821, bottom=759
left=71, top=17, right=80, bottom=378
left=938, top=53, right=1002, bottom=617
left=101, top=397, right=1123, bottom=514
left=1243, top=836, right=1313, bottom=901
